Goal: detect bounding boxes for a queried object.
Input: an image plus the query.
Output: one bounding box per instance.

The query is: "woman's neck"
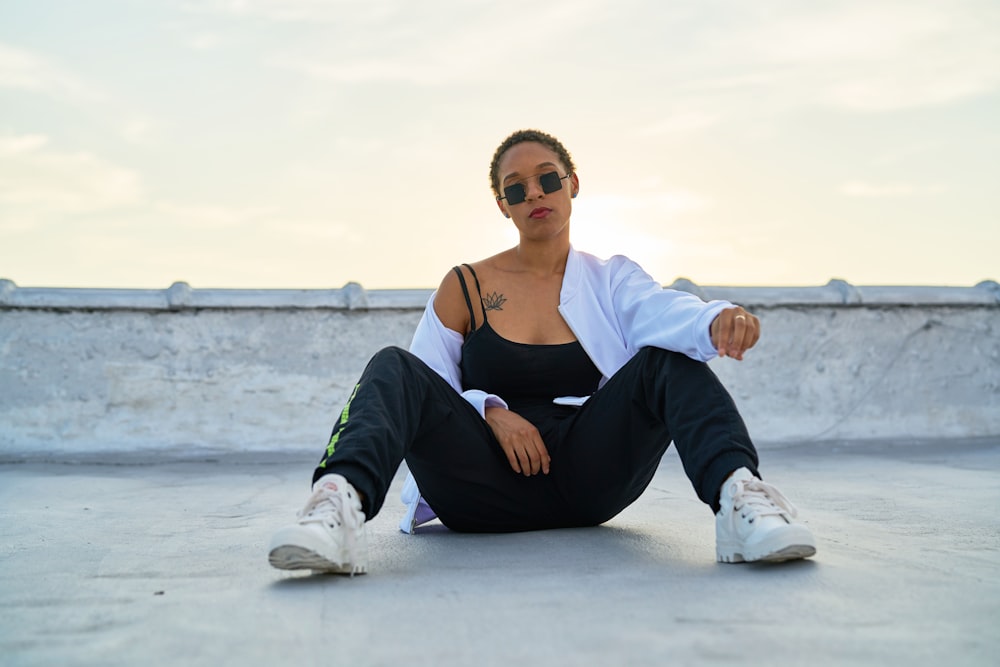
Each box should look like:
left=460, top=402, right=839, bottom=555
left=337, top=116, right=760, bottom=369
left=513, top=236, right=570, bottom=276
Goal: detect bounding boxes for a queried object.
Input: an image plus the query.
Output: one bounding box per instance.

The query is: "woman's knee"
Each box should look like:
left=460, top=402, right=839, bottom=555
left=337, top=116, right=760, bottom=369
left=629, top=347, right=724, bottom=398
left=635, top=347, right=703, bottom=366
left=634, top=347, right=701, bottom=374
left=365, top=346, right=443, bottom=391
left=369, top=345, right=420, bottom=370
left=362, top=346, right=417, bottom=382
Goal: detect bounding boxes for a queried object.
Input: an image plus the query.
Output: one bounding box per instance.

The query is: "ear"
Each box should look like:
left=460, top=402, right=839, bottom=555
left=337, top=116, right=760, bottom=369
left=495, top=198, right=510, bottom=218
left=570, top=172, right=580, bottom=198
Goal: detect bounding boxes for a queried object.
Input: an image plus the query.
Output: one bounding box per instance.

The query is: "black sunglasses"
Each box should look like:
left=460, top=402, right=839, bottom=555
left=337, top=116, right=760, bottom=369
left=497, top=171, right=571, bottom=205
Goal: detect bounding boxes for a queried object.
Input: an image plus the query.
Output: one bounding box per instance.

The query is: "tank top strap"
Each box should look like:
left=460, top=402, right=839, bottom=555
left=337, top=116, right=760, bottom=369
left=462, top=264, right=488, bottom=324
left=451, top=264, right=488, bottom=333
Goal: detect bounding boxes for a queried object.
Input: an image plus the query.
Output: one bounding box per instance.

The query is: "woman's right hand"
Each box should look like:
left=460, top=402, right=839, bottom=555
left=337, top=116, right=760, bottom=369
left=484, top=407, right=551, bottom=476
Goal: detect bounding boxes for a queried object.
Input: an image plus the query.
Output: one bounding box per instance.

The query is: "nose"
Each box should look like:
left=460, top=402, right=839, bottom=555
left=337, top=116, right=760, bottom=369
left=522, top=174, right=546, bottom=200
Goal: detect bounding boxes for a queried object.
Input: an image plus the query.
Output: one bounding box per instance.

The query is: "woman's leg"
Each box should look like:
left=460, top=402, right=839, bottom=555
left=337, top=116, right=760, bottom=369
left=313, top=346, right=566, bottom=531
left=552, top=347, right=759, bottom=525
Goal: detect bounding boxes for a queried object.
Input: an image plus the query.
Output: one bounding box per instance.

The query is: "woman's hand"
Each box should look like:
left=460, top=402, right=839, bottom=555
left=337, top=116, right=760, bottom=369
left=710, top=306, right=761, bottom=361
left=484, top=406, right=551, bottom=476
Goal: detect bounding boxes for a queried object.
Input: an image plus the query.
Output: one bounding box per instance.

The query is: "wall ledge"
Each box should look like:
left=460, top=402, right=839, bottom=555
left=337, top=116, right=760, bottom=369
left=1, top=278, right=997, bottom=311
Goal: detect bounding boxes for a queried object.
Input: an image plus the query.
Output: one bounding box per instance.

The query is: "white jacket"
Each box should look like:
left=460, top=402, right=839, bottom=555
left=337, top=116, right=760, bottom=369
left=399, top=246, right=733, bottom=532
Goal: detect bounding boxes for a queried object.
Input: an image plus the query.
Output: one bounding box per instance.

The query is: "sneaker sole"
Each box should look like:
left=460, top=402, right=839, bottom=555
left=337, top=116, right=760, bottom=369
left=268, top=545, right=367, bottom=575
left=717, top=519, right=817, bottom=564
left=717, top=543, right=817, bottom=564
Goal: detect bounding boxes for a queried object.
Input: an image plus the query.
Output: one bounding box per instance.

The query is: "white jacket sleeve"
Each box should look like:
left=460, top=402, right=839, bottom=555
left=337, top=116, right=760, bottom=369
left=610, top=257, right=732, bottom=362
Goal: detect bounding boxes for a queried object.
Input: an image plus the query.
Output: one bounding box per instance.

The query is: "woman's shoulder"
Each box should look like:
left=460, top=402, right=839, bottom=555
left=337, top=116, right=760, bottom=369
left=433, top=269, right=471, bottom=335
left=433, top=252, right=509, bottom=333
left=435, top=254, right=496, bottom=293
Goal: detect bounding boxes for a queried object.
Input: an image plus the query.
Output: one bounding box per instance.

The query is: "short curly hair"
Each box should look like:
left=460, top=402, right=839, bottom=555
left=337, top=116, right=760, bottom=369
left=489, top=129, right=577, bottom=198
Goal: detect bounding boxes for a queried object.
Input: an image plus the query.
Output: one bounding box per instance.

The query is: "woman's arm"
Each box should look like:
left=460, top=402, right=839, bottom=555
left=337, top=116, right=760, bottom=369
left=610, top=257, right=734, bottom=361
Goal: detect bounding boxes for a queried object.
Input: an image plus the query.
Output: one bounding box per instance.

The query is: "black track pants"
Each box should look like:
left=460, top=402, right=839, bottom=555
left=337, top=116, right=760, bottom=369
left=313, top=346, right=759, bottom=532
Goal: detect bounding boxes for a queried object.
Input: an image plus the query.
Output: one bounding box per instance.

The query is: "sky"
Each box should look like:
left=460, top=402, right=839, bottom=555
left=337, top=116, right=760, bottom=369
left=1, top=0, right=997, bottom=290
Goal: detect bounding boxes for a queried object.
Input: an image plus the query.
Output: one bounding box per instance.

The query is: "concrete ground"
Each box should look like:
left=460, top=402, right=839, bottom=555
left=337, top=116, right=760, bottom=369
left=1, top=439, right=998, bottom=667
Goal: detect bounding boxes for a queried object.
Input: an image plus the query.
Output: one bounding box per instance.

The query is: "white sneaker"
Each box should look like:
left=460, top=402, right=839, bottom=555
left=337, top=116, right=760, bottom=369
left=268, top=474, right=368, bottom=575
left=715, top=467, right=816, bottom=563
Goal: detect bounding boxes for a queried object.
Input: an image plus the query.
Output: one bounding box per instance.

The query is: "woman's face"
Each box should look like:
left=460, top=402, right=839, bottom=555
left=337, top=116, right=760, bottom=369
left=495, top=141, right=579, bottom=243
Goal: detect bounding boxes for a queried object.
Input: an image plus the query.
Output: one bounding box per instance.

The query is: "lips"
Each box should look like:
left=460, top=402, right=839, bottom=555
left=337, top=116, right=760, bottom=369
left=529, top=207, right=552, bottom=219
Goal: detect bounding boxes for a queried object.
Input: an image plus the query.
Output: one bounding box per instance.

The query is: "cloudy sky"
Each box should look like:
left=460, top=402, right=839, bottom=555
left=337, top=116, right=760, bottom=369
left=1, top=0, right=997, bottom=289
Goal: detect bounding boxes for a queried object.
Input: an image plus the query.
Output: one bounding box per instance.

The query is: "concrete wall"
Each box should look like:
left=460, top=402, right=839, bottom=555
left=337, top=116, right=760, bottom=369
left=1, top=278, right=998, bottom=459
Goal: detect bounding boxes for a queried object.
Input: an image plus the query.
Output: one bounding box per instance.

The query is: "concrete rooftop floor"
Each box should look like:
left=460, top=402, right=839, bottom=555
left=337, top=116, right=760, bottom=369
left=1, top=439, right=998, bottom=667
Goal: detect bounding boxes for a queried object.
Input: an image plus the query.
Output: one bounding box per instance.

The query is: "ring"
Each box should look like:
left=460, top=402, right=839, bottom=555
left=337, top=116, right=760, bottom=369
left=735, top=315, right=746, bottom=321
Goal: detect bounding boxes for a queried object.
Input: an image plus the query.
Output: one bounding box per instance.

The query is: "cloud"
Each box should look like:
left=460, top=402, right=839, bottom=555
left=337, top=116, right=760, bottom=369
left=649, top=0, right=1000, bottom=121
left=152, top=201, right=269, bottom=229
left=787, top=2, right=998, bottom=111
left=0, top=133, right=143, bottom=217
left=281, top=219, right=356, bottom=242
left=187, top=33, right=225, bottom=51
left=839, top=181, right=948, bottom=198
left=266, top=54, right=447, bottom=86
left=0, top=134, right=49, bottom=156
left=0, top=42, right=99, bottom=101
left=181, top=0, right=400, bottom=23
left=640, top=111, right=724, bottom=137
left=258, top=0, right=605, bottom=86
left=579, top=191, right=709, bottom=219
left=151, top=202, right=356, bottom=244
left=747, top=4, right=940, bottom=64
left=121, top=119, right=157, bottom=145
left=840, top=182, right=915, bottom=198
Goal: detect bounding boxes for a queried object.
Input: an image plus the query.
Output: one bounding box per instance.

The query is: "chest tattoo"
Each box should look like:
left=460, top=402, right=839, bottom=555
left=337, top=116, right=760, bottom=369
left=482, top=291, right=507, bottom=311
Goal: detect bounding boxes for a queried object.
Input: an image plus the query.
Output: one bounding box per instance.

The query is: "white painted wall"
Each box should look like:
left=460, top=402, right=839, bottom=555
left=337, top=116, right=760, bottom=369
left=1, top=279, right=997, bottom=459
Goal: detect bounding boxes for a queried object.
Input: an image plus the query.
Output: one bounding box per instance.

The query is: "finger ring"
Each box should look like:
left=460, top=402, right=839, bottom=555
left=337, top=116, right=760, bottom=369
left=735, top=315, right=746, bottom=321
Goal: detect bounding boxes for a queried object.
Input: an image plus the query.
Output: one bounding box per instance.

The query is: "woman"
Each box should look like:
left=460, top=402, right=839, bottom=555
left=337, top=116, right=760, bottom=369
left=268, top=129, right=816, bottom=574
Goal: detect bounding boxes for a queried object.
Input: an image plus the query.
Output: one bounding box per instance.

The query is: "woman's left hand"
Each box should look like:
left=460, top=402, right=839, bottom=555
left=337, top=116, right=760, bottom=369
left=710, top=307, right=760, bottom=361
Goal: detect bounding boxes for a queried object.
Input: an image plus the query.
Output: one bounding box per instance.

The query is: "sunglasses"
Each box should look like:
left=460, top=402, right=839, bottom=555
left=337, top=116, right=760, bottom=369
left=497, top=171, right=571, bottom=205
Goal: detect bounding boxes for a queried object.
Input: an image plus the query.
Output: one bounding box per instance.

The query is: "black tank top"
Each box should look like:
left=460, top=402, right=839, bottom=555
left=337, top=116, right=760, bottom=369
left=453, top=265, right=601, bottom=426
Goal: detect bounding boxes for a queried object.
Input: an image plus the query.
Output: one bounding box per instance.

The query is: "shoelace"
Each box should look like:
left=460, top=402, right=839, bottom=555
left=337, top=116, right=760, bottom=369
left=298, top=484, right=365, bottom=573
left=731, top=477, right=799, bottom=523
